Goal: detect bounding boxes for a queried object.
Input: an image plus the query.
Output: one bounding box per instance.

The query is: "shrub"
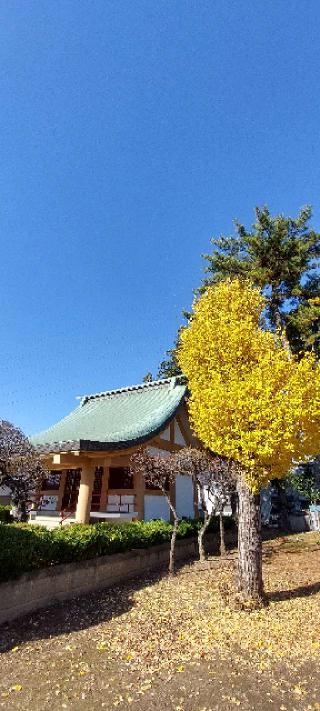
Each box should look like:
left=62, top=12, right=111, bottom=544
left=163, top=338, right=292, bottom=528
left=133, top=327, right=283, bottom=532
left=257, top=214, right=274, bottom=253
left=0, top=516, right=235, bottom=583
left=0, top=505, right=13, bottom=524
left=0, top=524, right=56, bottom=581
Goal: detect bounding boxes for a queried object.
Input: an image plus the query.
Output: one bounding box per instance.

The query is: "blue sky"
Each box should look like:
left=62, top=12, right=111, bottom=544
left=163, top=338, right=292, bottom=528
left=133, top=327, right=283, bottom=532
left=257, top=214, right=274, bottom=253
left=1, top=0, right=320, bottom=435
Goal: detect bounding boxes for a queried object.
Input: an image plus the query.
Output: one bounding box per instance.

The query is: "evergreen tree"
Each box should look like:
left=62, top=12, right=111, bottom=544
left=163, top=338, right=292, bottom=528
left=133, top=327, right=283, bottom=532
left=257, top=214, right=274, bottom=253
left=143, top=372, right=153, bottom=383
left=157, top=341, right=182, bottom=378
left=157, top=204, right=320, bottom=376
left=203, top=205, right=320, bottom=357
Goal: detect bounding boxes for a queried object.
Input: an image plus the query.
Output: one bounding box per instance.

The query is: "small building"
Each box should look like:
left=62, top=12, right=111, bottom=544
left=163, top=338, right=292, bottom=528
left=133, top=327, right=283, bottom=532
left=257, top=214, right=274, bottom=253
left=31, top=377, right=197, bottom=528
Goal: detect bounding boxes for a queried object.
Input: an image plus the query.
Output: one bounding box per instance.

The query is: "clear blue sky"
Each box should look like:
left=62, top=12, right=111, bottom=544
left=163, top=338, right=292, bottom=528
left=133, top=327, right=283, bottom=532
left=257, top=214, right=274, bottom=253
left=1, top=0, right=320, bottom=435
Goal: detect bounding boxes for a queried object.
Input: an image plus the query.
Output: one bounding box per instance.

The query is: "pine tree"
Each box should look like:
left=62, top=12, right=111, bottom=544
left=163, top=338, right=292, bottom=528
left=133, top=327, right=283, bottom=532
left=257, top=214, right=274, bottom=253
left=203, top=205, right=320, bottom=357
left=157, top=342, right=182, bottom=378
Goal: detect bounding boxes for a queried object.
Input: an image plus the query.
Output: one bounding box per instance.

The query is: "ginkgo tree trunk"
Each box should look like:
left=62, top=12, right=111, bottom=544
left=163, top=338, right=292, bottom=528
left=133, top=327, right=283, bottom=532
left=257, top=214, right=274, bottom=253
left=178, top=278, right=320, bottom=605
left=237, top=476, right=263, bottom=600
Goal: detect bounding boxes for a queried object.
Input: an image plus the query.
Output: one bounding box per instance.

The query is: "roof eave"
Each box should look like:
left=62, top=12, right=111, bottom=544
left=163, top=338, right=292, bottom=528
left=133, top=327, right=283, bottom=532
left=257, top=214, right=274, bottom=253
left=35, top=393, right=186, bottom=456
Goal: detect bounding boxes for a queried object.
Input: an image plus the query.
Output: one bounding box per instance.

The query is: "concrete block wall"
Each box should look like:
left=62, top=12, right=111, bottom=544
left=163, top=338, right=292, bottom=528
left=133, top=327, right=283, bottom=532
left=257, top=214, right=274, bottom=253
left=0, top=536, right=205, bottom=627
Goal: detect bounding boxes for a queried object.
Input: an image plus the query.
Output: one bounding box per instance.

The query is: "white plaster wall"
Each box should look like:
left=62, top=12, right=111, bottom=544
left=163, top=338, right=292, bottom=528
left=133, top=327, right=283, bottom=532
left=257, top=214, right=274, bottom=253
left=144, top=494, right=170, bottom=521
left=174, top=421, right=186, bottom=446
left=147, top=446, right=171, bottom=459
left=159, top=425, right=171, bottom=441
left=175, top=475, right=194, bottom=518
left=200, top=487, right=232, bottom=516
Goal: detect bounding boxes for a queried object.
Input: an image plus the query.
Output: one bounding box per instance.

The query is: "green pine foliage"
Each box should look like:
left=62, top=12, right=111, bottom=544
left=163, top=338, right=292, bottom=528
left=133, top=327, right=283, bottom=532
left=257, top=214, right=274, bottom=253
left=157, top=344, right=182, bottom=378
left=202, top=205, right=320, bottom=357
left=157, top=205, right=319, bottom=376
left=287, top=462, right=320, bottom=504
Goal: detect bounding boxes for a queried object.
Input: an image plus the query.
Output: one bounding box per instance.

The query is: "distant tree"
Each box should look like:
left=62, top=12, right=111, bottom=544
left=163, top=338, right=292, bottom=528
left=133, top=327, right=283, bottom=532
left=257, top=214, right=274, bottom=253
left=287, top=460, right=320, bottom=504
left=0, top=421, right=44, bottom=521
left=178, top=278, right=320, bottom=605
left=130, top=448, right=180, bottom=574
left=174, top=448, right=237, bottom=560
left=143, top=372, right=154, bottom=383
left=157, top=341, right=183, bottom=379
left=202, top=205, right=320, bottom=357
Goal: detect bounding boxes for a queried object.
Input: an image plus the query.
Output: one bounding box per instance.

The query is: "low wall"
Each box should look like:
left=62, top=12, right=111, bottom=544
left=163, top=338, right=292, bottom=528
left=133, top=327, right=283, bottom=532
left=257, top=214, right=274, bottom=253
left=0, top=535, right=214, bottom=627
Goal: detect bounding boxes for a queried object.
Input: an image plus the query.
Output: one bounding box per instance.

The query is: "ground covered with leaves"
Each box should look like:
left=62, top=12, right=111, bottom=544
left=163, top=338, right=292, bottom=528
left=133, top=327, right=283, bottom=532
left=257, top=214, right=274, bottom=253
left=0, top=532, right=319, bottom=710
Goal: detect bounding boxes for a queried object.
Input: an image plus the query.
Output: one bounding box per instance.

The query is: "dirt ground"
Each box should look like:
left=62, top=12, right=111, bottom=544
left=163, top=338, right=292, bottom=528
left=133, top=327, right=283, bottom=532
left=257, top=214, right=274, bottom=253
left=0, top=532, right=319, bottom=710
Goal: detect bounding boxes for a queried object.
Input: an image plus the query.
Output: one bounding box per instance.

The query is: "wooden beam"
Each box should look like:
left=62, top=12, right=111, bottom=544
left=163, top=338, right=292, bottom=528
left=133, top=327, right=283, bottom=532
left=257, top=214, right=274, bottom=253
left=177, top=404, right=199, bottom=447
left=151, top=436, right=182, bottom=452
left=45, top=454, right=90, bottom=469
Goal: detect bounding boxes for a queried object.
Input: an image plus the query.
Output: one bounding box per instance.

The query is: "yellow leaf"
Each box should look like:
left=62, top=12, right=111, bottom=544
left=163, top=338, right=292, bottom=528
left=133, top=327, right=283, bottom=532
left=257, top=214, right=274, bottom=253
left=293, top=686, right=304, bottom=696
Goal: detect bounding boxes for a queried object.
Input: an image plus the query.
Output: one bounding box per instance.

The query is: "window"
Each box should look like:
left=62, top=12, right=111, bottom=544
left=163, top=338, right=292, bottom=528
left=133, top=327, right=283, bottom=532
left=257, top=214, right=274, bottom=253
left=108, top=467, right=133, bottom=489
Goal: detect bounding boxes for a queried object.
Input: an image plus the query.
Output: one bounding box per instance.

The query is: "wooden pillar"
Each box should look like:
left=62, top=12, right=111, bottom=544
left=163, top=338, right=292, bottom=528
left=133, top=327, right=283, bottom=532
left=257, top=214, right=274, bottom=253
left=75, top=462, right=95, bottom=524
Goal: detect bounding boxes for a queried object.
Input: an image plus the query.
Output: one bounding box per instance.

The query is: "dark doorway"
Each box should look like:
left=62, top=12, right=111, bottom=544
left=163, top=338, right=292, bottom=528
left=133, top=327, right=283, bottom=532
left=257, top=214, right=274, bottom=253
left=91, top=467, right=104, bottom=511
left=61, top=469, right=81, bottom=511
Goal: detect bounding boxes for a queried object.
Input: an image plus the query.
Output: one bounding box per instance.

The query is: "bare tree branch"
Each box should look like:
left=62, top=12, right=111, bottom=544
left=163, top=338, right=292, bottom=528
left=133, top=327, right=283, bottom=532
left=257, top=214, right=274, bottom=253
left=130, top=448, right=180, bottom=574
left=173, top=448, right=238, bottom=559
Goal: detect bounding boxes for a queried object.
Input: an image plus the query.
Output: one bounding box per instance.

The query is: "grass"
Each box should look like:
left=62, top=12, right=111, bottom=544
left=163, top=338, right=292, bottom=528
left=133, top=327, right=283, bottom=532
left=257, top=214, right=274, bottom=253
left=277, top=530, right=320, bottom=551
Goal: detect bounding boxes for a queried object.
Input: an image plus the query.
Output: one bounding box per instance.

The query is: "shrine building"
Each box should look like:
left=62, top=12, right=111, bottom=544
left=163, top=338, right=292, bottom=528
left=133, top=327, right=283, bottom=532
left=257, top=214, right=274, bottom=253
left=30, top=377, right=197, bottom=528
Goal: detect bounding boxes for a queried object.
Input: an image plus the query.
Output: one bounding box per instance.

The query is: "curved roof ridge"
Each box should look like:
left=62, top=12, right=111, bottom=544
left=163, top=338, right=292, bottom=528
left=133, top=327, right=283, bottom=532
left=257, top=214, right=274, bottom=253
left=79, top=376, right=178, bottom=407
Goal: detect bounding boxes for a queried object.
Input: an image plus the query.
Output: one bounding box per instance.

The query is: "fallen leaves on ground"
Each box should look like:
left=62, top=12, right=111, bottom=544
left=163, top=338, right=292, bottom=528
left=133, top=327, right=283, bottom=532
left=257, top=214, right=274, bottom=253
left=0, top=531, right=319, bottom=709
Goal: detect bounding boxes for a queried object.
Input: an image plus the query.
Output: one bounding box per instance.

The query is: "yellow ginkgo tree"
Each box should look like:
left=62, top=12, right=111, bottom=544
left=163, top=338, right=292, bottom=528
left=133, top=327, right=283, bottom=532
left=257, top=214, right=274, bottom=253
left=178, top=278, right=320, bottom=604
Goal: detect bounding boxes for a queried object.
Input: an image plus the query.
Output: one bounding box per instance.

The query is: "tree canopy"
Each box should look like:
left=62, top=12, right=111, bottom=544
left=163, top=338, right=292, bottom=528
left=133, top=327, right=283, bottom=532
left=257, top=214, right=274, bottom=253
left=287, top=460, right=320, bottom=504
left=202, top=205, right=320, bottom=357
left=178, top=278, right=320, bottom=494
left=157, top=205, right=320, bottom=378
left=0, top=420, right=44, bottom=520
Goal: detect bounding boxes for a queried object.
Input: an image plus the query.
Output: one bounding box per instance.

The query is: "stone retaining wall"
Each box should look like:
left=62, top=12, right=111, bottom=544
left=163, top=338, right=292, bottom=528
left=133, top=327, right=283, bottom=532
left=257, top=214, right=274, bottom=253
left=0, top=535, right=212, bottom=627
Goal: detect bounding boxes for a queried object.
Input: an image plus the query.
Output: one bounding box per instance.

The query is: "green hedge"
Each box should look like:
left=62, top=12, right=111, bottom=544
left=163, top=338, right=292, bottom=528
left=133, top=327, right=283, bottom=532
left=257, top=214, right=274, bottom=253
left=0, top=516, right=235, bottom=583
left=0, top=505, right=13, bottom=524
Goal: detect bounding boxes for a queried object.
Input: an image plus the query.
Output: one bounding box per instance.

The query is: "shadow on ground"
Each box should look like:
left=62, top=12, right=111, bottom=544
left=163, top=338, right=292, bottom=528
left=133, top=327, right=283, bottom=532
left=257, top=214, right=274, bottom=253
left=0, top=567, right=166, bottom=654
left=268, top=580, right=320, bottom=603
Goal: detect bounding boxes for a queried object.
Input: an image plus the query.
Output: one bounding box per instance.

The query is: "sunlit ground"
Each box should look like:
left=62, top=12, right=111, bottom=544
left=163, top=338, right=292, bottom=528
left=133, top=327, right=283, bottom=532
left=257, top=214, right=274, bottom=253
left=0, top=532, right=319, bottom=710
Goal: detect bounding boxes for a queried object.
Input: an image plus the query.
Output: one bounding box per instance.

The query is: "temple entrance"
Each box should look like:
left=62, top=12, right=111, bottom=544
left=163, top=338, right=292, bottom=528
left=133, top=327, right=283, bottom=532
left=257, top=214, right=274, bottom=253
left=61, top=469, right=81, bottom=511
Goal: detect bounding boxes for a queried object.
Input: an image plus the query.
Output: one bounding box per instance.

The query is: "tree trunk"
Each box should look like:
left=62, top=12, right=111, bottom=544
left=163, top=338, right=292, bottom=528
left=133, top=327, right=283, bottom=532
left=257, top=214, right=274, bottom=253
left=162, top=487, right=180, bottom=575
left=198, top=512, right=211, bottom=561
left=274, top=307, right=292, bottom=358
left=219, top=511, right=226, bottom=556
left=169, top=516, right=179, bottom=575
left=237, top=476, right=264, bottom=603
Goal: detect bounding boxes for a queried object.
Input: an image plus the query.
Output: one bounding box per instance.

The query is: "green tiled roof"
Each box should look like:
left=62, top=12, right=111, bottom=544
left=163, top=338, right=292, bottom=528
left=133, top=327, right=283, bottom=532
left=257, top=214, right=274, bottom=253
left=31, top=378, right=186, bottom=453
